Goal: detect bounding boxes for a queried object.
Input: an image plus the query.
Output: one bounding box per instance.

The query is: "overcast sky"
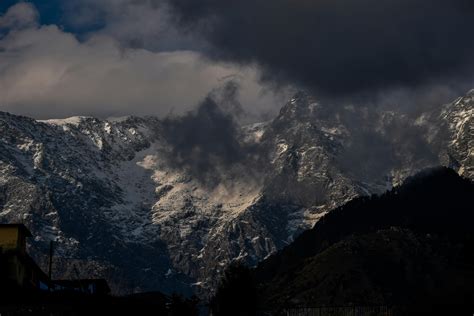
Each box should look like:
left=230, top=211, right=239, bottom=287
left=0, top=0, right=473, bottom=120
left=0, top=1, right=288, bottom=120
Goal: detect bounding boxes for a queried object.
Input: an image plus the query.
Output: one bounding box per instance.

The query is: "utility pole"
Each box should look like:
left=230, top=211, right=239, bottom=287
left=48, top=240, right=54, bottom=288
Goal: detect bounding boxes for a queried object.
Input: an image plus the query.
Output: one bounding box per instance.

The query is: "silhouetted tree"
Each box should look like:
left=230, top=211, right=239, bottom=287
left=210, top=264, right=257, bottom=316
left=169, top=293, right=199, bottom=316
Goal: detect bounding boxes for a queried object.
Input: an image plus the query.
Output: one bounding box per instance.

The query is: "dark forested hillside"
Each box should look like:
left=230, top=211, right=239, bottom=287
left=214, top=167, right=474, bottom=314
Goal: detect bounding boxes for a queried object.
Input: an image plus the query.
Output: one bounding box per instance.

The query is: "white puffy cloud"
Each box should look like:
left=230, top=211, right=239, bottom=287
left=0, top=3, right=285, bottom=120
left=0, top=2, right=38, bottom=30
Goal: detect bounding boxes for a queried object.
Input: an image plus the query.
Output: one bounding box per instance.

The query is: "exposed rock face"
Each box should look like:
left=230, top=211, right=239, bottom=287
left=441, top=89, right=474, bottom=179
left=0, top=90, right=471, bottom=295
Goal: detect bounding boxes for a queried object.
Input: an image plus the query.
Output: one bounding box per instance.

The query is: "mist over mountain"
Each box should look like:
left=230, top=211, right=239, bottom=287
left=0, top=88, right=472, bottom=296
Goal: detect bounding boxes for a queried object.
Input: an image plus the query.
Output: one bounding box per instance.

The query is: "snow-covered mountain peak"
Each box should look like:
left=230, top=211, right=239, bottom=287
left=0, top=89, right=472, bottom=295
left=39, top=116, right=93, bottom=127
left=277, top=91, right=321, bottom=121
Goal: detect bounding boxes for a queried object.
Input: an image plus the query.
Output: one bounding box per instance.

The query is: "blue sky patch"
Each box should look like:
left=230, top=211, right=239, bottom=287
left=0, top=0, right=105, bottom=35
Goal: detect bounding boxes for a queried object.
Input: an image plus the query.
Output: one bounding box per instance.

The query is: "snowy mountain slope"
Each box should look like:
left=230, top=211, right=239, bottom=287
left=441, top=89, right=474, bottom=179
left=0, top=90, right=472, bottom=295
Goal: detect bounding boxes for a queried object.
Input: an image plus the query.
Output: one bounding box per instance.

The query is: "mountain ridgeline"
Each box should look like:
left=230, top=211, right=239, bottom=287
left=227, top=168, right=473, bottom=314
left=0, top=88, right=472, bottom=295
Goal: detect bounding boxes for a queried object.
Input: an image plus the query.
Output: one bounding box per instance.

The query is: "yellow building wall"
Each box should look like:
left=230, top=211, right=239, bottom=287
left=0, top=227, right=19, bottom=251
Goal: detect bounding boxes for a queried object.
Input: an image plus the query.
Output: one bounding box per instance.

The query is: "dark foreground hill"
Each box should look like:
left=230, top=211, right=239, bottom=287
left=211, top=168, right=474, bottom=315
left=256, top=167, right=474, bottom=312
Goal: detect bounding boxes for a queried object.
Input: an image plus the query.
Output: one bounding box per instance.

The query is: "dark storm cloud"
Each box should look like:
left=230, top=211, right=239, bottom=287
left=0, top=2, right=285, bottom=120
left=162, top=96, right=242, bottom=173
left=161, top=82, right=264, bottom=185
left=335, top=107, right=441, bottom=183
left=207, top=79, right=244, bottom=119
left=166, top=0, right=474, bottom=97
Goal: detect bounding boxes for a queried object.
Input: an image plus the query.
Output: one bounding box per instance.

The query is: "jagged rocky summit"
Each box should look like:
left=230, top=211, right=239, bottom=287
left=0, top=89, right=472, bottom=295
